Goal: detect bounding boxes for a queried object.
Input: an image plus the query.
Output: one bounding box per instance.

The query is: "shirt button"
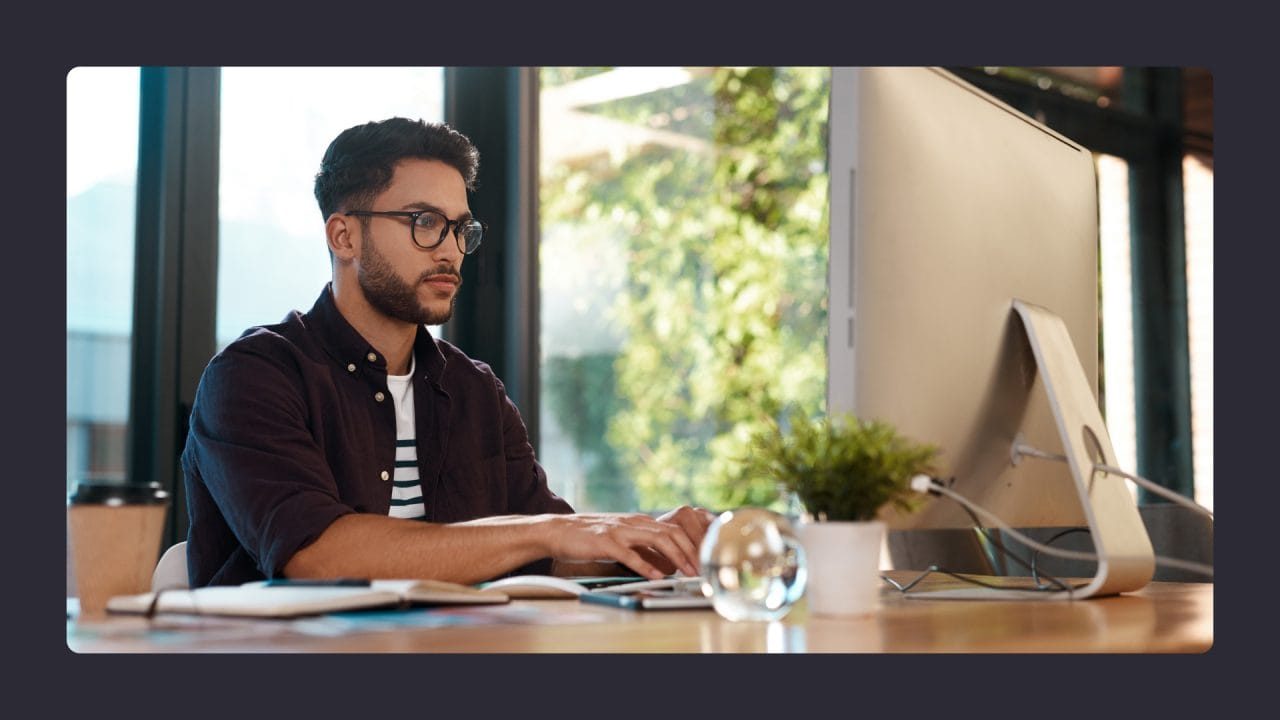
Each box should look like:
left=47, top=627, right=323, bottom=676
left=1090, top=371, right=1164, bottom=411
left=374, top=391, right=386, bottom=402
left=346, top=363, right=356, bottom=372
left=367, top=352, right=377, bottom=362
left=380, top=470, right=390, bottom=481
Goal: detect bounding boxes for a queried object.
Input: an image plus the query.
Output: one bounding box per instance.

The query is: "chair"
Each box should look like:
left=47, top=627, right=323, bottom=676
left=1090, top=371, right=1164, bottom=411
left=152, top=541, right=190, bottom=591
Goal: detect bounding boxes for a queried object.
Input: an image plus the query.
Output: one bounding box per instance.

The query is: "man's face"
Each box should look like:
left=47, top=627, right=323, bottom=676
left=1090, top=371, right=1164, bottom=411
left=355, top=159, right=468, bottom=326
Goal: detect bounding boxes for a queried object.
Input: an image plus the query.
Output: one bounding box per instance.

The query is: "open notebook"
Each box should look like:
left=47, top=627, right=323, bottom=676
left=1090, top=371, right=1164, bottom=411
left=105, top=579, right=509, bottom=619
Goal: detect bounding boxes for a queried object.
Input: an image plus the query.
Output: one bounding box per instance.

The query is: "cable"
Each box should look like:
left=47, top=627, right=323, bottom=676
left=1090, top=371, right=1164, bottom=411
left=1144, top=554, right=1214, bottom=577
left=959, top=504, right=1078, bottom=590
left=984, top=535, right=1075, bottom=592
left=1095, top=463, right=1214, bottom=520
left=1009, top=442, right=1215, bottom=576
left=909, top=474, right=1214, bottom=579
left=1030, top=528, right=1093, bottom=586
left=957, top=503, right=1006, bottom=575
left=1012, top=441, right=1214, bottom=520
left=881, top=565, right=1081, bottom=595
left=911, top=475, right=1100, bottom=563
left=882, top=485, right=1078, bottom=594
left=1011, top=442, right=1066, bottom=464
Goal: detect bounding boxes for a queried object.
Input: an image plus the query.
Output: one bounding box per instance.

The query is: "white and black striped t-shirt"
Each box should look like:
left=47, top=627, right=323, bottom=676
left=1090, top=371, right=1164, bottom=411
left=386, top=358, right=425, bottom=520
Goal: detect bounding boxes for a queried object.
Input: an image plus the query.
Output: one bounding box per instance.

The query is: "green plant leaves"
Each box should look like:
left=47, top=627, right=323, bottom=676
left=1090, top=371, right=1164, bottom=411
left=740, top=411, right=938, bottom=522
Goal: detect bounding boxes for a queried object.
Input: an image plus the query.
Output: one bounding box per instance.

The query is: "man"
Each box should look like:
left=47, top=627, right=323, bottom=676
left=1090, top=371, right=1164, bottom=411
left=182, top=117, right=713, bottom=587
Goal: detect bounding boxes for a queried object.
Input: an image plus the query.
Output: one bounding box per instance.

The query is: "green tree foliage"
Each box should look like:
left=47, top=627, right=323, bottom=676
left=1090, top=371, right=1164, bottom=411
left=542, top=354, right=634, bottom=511
left=541, top=67, right=830, bottom=512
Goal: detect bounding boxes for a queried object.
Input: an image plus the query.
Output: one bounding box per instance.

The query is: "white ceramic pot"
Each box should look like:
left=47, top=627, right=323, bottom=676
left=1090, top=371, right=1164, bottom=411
left=798, top=519, right=886, bottom=616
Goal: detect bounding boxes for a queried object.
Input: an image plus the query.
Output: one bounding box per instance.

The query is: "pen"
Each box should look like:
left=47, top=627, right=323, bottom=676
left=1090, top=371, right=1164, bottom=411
left=578, top=591, right=640, bottom=609
left=577, top=576, right=647, bottom=590
left=263, top=578, right=371, bottom=587
left=593, top=577, right=704, bottom=594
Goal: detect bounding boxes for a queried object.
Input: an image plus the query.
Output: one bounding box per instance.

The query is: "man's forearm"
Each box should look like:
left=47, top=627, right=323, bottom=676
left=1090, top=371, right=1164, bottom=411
left=283, top=506, right=715, bottom=584
left=283, top=513, right=557, bottom=585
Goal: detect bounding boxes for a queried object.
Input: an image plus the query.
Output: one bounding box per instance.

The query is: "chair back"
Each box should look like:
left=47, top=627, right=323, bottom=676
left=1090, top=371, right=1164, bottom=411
left=151, top=541, right=189, bottom=592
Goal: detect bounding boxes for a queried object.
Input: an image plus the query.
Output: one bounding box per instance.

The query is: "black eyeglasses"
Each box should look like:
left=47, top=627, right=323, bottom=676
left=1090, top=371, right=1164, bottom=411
left=344, top=209, right=485, bottom=254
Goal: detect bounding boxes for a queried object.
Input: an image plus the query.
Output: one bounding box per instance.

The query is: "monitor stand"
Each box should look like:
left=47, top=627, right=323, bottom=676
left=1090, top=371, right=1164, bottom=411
left=904, top=300, right=1155, bottom=601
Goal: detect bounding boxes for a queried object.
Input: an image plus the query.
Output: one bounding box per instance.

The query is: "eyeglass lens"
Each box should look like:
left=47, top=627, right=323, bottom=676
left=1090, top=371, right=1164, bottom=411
left=413, top=210, right=483, bottom=253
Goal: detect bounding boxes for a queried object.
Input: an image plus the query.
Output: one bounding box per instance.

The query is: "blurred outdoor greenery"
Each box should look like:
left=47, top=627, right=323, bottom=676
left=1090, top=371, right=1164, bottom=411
left=541, top=67, right=830, bottom=512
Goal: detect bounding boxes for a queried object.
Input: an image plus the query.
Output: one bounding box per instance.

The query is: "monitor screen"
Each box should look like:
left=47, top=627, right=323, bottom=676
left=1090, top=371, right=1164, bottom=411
left=826, top=67, right=1102, bottom=531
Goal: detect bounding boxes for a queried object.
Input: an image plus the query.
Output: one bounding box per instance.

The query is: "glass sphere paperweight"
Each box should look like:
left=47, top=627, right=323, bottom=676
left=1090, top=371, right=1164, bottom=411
left=699, top=508, right=807, bottom=622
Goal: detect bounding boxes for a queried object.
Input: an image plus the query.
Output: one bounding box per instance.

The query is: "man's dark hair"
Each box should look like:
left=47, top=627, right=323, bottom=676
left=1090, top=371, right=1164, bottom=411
left=313, top=117, right=480, bottom=220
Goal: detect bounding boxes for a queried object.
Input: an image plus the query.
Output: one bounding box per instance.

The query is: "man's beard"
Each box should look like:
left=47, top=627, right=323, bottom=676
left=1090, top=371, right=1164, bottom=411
left=358, top=236, right=460, bottom=326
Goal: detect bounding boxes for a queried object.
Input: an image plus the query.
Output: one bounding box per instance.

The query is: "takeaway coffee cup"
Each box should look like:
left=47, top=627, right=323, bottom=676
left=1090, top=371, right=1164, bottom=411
left=67, top=481, right=169, bottom=616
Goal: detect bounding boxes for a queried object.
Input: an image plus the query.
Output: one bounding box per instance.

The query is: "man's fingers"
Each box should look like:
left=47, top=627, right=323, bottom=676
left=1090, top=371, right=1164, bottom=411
left=641, top=528, right=698, bottom=577
left=634, top=547, right=679, bottom=576
left=612, top=518, right=698, bottom=576
left=657, top=505, right=717, bottom=553
left=551, top=511, right=711, bottom=578
left=610, top=542, right=664, bottom=580
left=620, top=518, right=700, bottom=575
left=682, top=507, right=716, bottom=542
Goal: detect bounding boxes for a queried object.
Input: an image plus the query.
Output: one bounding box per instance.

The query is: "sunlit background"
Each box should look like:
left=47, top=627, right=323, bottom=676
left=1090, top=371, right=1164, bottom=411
left=67, top=66, right=1213, bottom=518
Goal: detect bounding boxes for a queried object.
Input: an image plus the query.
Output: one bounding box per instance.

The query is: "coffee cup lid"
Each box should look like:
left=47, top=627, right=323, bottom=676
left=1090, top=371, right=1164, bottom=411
left=68, top=481, right=170, bottom=506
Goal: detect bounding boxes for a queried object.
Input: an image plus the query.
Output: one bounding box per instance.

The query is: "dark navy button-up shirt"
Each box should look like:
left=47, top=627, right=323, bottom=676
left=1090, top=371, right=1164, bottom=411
left=181, top=285, right=573, bottom=587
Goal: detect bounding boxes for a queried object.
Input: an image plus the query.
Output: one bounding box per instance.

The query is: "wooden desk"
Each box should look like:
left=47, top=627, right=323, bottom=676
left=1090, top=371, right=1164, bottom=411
left=66, top=571, right=1211, bottom=653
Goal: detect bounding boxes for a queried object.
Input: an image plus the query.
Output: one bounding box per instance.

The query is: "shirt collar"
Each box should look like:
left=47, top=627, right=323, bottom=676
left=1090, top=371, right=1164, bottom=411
left=304, top=283, right=448, bottom=382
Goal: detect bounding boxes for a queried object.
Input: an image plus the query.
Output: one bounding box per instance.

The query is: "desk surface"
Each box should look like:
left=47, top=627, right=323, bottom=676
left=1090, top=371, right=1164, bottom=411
left=66, top=571, right=1212, bottom=653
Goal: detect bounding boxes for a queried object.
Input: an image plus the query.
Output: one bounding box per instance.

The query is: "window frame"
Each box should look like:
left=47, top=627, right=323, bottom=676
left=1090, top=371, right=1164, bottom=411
left=128, top=67, right=220, bottom=546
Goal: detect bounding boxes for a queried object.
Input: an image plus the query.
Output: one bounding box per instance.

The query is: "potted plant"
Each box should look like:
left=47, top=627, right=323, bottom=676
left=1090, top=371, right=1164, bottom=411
left=741, top=409, right=938, bottom=616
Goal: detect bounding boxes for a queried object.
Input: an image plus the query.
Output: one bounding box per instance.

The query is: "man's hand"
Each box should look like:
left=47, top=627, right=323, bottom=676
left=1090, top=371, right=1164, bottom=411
left=287, top=507, right=723, bottom=586
left=656, top=505, right=717, bottom=548
left=540, top=507, right=716, bottom=580
left=636, top=506, right=718, bottom=575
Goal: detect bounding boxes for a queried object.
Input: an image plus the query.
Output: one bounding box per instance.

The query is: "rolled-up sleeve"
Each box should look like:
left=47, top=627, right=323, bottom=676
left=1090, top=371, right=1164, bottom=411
left=184, top=339, right=353, bottom=584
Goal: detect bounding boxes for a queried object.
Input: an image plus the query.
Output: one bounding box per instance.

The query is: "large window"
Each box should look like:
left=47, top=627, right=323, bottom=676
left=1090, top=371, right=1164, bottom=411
left=1098, top=153, right=1138, bottom=490
left=1098, top=148, right=1213, bottom=507
left=66, top=67, right=140, bottom=492
left=536, top=66, right=1210, bottom=517
left=65, top=66, right=445, bottom=550
left=538, top=67, right=830, bottom=513
left=65, top=65, right=1210, bottom=546
left=1184, top=153, right=1213, bottom=513
left=217, top=67, right=445, bottom=346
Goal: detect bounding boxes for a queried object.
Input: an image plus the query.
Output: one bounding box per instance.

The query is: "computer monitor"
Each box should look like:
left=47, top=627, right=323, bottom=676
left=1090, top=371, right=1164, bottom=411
left=826, top=67, right=1154, bottom=598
